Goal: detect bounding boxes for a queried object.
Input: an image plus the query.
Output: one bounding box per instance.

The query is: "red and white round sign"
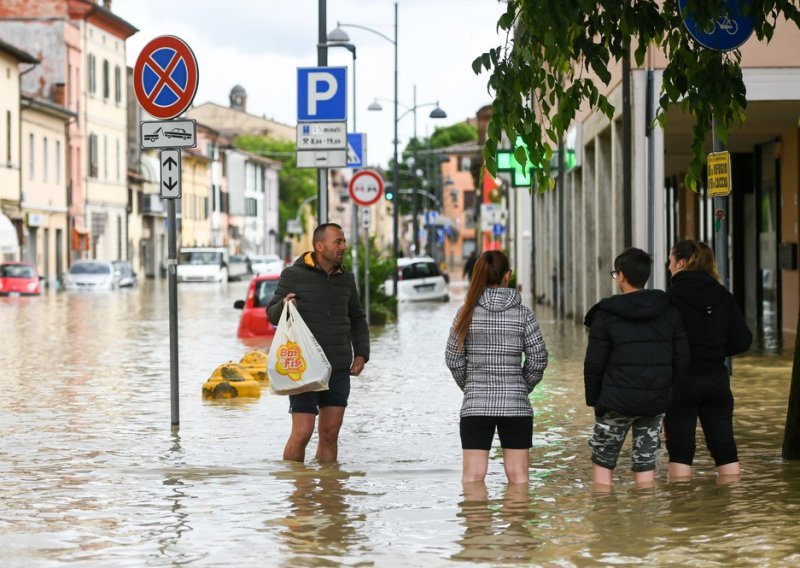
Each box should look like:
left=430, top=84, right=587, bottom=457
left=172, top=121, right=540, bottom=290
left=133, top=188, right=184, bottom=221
left=348, top=169, right=384, bottom=206
left=133, top=35, right=199, bottom=120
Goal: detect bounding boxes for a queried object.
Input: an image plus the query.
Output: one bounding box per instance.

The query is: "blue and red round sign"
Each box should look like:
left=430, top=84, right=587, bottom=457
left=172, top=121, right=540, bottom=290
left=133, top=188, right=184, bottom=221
left=133, top=35, right=199, bottom=120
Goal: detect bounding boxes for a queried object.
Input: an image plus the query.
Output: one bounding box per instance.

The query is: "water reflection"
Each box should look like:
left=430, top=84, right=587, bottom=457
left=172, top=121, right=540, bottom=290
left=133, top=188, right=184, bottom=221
left=452, top=483, right=542, bottom=563
left=153, top=431, right=192, bottom=562
left=1, top=281, right=800, bottom=565
left=271, top=464, right=367, bottom=562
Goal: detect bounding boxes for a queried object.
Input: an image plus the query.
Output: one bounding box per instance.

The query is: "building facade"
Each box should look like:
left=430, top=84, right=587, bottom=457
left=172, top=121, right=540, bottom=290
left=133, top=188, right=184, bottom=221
left=523, top=22, right=800, bottom=351
left=20, top=95, right=74, bottom=286
left=0, top=41, right=37, bottom=261
left=0, top=0, right=137, bottom=264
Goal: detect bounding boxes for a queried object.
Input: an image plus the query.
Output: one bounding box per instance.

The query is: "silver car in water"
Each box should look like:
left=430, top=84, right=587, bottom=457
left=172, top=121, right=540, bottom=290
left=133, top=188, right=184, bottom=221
left=64, top=260, right=117, bottom=292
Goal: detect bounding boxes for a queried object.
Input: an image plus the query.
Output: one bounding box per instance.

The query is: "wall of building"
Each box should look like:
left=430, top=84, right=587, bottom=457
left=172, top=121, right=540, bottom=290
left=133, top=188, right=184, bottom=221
left=21, top=102, right=69, bottom=285
left=0, top=51, right=22, bottom=205
left=179, top=153, right=210, bottom=248
left=82, top=20, right=129, bottom=260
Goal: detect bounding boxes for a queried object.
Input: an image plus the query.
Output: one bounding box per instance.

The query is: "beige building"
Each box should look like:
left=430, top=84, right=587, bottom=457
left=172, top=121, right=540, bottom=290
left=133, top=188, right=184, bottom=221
left=179, top=149, right=212, bottom=248
left=0, top=41, right=37, bottom=261
left=82, top=14, right=136, bottom=261
left=20, top=95, right=74, bottom=286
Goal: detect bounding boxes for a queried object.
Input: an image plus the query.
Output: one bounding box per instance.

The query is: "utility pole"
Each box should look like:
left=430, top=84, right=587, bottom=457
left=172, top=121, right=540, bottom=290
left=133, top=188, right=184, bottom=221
left=317, top=0, right=328, bottom=225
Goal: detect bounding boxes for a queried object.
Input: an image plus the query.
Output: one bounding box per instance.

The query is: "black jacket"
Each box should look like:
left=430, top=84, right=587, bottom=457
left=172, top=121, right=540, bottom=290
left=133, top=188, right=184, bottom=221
left=267, top=252, right=369, bottom=372
left=584, top=289, right=690, bottom=417
left=668, top=270, right=752, bottom=374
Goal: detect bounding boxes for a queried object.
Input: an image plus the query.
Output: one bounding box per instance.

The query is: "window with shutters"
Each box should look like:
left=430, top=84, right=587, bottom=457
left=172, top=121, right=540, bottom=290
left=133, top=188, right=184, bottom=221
left=88, top=134, right=98, bottom=178
left=102, top=59, right=110, bottom=99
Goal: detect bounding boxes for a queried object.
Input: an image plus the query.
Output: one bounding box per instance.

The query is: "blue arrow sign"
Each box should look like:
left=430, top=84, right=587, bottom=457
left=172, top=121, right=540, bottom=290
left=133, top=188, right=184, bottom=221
left=679, top=0, right=755, bottom=52
left=297, top=67, right=347, bottom=122
left=347, top=133, right=366, bottom=167
left=492, top=223, right=505, bottom=236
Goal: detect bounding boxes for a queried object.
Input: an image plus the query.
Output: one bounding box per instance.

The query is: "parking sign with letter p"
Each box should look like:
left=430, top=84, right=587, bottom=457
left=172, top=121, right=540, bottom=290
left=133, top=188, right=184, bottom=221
left=297, top=67, right=347, bottom=122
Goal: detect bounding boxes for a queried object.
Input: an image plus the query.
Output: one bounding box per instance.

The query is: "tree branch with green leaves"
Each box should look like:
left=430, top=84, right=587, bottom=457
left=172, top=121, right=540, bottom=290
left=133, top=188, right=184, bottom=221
left=474, top=0, right=800, bottom=192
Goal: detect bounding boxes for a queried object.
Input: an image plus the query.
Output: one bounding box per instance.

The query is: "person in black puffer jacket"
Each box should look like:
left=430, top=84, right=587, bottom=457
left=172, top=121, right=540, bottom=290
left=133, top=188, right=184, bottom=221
left=665, top=240, right=752, bottom=482
left=584, top=248, right=690, bottom=489
left=267, top=223, right=370, bottom=464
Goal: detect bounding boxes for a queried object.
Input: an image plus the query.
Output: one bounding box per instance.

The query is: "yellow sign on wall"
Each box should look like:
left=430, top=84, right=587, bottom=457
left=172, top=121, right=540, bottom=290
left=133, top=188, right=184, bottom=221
left=707, top=151, right=731, bottom=196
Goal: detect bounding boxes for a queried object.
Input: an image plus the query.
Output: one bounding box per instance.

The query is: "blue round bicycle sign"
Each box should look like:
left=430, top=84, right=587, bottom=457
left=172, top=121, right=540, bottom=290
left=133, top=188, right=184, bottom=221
left=679, top=0, right=755, bottom=51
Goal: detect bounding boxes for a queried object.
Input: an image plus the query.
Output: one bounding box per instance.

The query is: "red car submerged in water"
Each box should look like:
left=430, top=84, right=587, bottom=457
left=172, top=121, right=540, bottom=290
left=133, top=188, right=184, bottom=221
left=0, top=262, right=41, bottom=296
left=233, top=274, right=280, bottom=338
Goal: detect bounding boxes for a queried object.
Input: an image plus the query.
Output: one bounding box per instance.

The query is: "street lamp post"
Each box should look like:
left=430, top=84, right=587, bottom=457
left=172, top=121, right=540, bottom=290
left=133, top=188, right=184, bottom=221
left=368, top=90, right=446, bottom=255
left=329, top=4, right=446, bottom=296
left=328, top=3, right=399, bottom=296
left=321, top=39, right=360, bottom=293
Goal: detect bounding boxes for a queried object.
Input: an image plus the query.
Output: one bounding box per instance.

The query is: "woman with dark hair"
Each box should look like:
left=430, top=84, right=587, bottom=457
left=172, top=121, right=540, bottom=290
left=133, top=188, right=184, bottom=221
left=665, top=239, right=752, bottom=481
left=445, top=250, right=549, bottom=484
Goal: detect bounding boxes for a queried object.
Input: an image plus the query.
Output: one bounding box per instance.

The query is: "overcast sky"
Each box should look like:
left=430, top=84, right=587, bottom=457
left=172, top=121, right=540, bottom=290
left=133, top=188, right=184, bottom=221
left=115, top=0, right=507, bottom=167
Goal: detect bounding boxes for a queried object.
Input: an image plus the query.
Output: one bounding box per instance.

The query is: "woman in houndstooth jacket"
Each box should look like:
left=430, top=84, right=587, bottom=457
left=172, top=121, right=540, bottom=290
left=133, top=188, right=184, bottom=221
left=446, top=250, right=549, bottom=484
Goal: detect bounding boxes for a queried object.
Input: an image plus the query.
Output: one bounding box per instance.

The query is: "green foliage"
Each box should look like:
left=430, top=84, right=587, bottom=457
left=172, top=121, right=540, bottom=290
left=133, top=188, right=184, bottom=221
left=233, top=135, right=316, bottom=238
left=475, top=0, right=800, bottom=192
left=428, top=122, right=479, bottom=149
left=343, top=236, right=398, bottom=324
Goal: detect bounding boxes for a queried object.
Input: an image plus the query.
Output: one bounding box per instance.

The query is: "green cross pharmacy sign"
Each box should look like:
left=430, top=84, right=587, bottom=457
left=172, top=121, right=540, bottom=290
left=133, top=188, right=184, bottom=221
left=496, top=138, right=578, bottom=188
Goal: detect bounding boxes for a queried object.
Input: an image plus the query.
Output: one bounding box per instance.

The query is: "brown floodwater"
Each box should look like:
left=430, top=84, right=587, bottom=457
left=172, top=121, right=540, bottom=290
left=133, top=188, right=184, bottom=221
left=0, top=279, right=798, bottom=566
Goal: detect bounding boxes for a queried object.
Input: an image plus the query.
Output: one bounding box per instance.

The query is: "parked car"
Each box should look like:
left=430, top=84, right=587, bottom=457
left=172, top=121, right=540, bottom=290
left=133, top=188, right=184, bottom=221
left=383, top=256, right=449, bottom=302
left=177, top=247, right=229, bottom=282
left=228, top=254, right=251, bottom=281
left=64, top=260, right=117, bottom=291
left=233, top=274, right=281, bottom=338
left=112, top=260, right=137, bottom=287
left=0, top=262, right=41, bottom=296
left=249, top=254, right=284, bottom=276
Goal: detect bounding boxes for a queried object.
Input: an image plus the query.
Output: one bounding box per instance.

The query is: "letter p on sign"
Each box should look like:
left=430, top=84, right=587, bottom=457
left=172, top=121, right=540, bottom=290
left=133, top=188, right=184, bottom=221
left=307, top=72, right=336, bottom=115
left=297, top=67, right=347, bottom=122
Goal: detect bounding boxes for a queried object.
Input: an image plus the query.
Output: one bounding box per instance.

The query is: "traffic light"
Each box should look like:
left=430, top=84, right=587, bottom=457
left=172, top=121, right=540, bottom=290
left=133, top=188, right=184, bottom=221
left=385, top=184, right=394, bottom=201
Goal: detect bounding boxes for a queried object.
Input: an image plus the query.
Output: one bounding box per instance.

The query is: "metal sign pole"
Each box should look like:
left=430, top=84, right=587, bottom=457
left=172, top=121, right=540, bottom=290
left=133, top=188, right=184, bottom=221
left=133, top=35, right=198, bottom=430
left=167, top=198, right=180, bottom=427
left=364, top=223, right=370, bottom=326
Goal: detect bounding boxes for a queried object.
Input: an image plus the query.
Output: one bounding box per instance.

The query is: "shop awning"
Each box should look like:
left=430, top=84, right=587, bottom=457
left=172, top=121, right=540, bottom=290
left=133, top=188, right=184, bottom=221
left=71, top=226, right=90, bottom=251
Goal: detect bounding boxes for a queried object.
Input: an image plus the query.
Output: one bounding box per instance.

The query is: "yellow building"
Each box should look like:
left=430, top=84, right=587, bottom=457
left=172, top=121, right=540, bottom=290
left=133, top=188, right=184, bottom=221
left=20, top=95, right=74, bottom=286
left=81, top=11, right=136, bottom=261
left=0, top=41, right=38, bottom=261
left=179, top=149, right=212, bottom=247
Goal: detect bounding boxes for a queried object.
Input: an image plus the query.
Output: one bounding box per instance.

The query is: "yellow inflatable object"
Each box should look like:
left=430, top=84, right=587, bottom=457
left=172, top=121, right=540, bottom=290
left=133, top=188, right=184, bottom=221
left=239, top=350, right=268, bottom=385
left=202, top=362, right=261, bottom=400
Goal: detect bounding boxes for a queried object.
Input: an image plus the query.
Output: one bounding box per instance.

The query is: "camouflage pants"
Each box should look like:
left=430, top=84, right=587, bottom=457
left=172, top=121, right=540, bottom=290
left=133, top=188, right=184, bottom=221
left=589, top=411, right=665, bottom=472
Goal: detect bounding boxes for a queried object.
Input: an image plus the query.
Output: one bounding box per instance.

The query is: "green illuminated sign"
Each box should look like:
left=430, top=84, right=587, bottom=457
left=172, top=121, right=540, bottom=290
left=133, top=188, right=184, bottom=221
left=496, top=138, right=535, bottom=187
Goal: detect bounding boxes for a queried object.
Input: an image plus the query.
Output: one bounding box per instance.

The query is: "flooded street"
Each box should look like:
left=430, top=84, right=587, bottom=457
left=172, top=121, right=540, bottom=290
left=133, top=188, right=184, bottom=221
left=1, top=280, right=799, bottom=566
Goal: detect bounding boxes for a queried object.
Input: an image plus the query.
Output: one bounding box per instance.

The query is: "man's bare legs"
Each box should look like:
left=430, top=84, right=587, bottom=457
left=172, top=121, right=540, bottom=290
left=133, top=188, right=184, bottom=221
left=316, top=406, right=346, bottom=463
left=283, top=407, right=346, bottom=463
left=283, top=413, right=316, bottom=462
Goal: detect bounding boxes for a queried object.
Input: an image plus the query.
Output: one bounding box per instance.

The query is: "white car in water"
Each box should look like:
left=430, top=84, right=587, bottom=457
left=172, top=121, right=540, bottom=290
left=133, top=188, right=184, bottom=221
left=177, top=247, right=229, bottom=282
left=64, top=260, right=117, bottom=291
left=249, top=254, right=284, bottom=276
left=383, top=256, right=449, bottom=302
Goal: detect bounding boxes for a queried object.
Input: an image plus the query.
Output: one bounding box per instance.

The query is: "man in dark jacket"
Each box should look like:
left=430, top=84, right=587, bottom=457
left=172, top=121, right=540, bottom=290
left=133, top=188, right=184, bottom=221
left=584, top=248, right=690, bottom=489
left=267, top=223, right=370, bottom=463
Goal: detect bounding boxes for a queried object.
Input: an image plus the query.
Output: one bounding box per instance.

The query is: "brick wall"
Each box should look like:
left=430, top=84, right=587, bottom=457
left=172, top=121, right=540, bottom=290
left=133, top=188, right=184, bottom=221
left=0, top=0, right=68, bottom=18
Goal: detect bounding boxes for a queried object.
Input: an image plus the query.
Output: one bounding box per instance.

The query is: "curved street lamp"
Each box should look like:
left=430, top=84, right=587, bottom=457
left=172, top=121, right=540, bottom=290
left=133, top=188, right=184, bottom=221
left=328, top=4, right=400, bottom=296
left=368, top=85, right=446, bottom=254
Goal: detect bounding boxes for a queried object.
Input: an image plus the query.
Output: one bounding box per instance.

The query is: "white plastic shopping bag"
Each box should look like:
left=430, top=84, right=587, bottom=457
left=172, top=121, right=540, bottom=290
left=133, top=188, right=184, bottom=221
left=267, top=302, right=332, bottom=395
